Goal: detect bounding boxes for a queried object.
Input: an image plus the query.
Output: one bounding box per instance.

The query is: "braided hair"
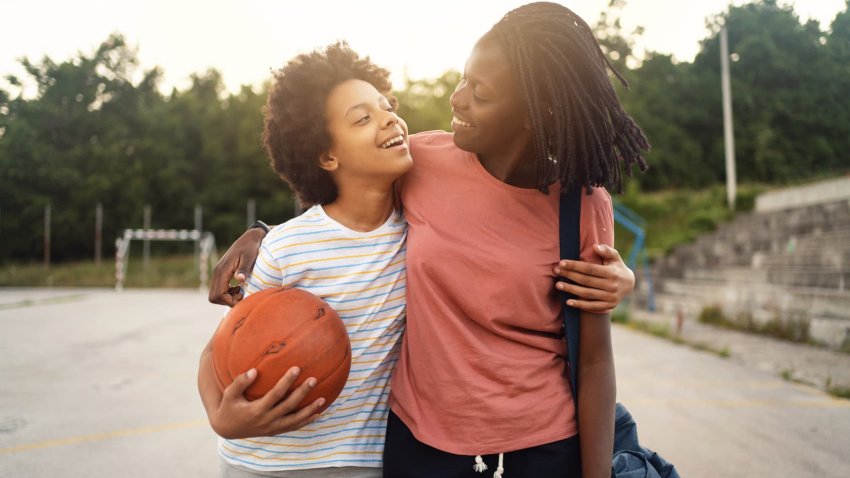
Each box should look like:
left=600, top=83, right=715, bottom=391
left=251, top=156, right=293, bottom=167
left=488, top=2, right=649, bottom=194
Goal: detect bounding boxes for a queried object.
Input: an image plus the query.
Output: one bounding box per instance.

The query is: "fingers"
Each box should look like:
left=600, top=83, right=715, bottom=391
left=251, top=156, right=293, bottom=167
left=554, top=270, right=613, bottom=292
left=272, top=376, right=322, bottom=415
left=284, top=413, right=322, bottom=433
left=565, top=298, right=615, bottom=314
left=259, top=366, right=303, bottom=409
left=555, top=260, right=612, bottom=279
left=593, top=244, right=623, bottom=263
left=556, top=281, right=611, bottom=301
left=274, top=398, right=325, bottom=433
left=227, top=286, right=245, bottom=305
left=223, top=368, right=257, bottom=402
left=209, top=257, right=242, bottom=305
left=235, top=266, right=252, bottom=284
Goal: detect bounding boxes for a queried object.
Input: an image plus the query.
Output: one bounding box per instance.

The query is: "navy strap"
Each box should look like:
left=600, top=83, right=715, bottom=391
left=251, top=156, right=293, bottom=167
left=559, top=186, right=583, bottom=411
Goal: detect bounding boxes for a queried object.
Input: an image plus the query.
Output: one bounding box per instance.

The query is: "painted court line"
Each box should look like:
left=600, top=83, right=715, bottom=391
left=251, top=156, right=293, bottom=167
left=0, top=419, right=207, bottom=454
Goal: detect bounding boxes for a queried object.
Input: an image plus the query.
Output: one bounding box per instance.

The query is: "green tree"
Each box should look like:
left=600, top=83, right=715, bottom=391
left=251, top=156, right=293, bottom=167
left=394, top=70, right=459, bottom=134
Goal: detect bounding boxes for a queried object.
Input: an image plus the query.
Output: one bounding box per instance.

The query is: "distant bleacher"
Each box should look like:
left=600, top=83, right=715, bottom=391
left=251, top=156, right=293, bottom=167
left=646, top=176, right=850, bottom=350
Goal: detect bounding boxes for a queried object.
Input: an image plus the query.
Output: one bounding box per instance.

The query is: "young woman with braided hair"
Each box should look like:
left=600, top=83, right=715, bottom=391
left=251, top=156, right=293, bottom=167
left=208, top=3, right=648, bottom=477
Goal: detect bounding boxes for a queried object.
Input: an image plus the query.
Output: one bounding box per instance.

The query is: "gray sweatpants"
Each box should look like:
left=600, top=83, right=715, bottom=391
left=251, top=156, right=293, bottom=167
left=219, top=460, right=382, bottom=478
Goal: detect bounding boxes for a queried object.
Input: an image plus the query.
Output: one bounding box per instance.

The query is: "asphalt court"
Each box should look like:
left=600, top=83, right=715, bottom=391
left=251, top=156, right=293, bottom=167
left=1, top=288, right=848, bottom=477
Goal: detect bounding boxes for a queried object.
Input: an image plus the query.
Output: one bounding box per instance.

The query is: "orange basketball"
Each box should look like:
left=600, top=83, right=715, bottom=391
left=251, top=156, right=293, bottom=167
left=212, top=287, right=351, bottom=413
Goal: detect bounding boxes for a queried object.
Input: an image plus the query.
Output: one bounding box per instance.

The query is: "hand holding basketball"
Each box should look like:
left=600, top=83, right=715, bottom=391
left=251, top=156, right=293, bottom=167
left=207, top=365, right=324, bottom=439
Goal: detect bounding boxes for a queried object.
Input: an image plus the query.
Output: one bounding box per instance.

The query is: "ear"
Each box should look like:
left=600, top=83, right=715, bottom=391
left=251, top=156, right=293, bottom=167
left=318, top=152, right=339, bottom=172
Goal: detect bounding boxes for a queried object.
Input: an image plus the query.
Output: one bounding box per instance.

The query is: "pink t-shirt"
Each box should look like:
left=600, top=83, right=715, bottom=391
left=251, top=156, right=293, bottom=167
left=389, top=131, right=615, bottom=455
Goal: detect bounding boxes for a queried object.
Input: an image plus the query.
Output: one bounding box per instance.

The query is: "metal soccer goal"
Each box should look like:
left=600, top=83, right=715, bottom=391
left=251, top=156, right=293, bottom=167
left=114, top=229, right=217, bottom=291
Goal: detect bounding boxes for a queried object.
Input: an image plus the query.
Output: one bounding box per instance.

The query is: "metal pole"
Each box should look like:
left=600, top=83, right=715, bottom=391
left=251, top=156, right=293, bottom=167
left=44, top=204, right=51, bottom=270
left=247, top=199, right=256, bottom=228
left=720, top=26, right=737, bottom=210
left=95, top=203, right=103, bottom=266
left=143, top=204, right=151, bottom=273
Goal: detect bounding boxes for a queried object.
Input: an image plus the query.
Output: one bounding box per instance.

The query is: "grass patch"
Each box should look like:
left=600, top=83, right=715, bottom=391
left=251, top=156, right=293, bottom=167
left=618, top=315, right=731, bottom=359
left=827, top=386, right=850, bottom=400
left=611, top=308, right=632, bottom=324
left=0, top=254, right=206, bottom=288
left=697, top=305, right=815, bottom=345
left=613, top=183, right=766, bottom=260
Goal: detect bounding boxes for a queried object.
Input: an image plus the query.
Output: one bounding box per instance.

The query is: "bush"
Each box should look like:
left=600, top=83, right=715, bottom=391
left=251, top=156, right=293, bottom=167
left=698, top=305, right=729, bottom=326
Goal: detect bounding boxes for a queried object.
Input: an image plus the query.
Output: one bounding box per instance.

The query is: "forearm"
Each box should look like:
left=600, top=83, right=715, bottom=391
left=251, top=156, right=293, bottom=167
left=577, top=312, right=616, bottom=478
left=578, top=359, right=615, bottom=478
left=198, top=339, right=223, bottom=420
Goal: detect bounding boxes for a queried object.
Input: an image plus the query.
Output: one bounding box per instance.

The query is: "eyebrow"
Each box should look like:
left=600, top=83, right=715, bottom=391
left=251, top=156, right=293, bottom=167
left=345, top=96, right=389, bottom=117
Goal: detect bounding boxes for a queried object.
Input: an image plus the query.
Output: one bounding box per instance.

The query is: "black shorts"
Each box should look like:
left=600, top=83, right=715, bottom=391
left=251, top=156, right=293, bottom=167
left=383, top=410, right=582, bottom=478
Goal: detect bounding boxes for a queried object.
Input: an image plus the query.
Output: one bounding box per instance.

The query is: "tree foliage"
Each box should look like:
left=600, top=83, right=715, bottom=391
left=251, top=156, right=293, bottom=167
left=0, top=35, right=292, bottom=263
left=2, top=0, right=849, bottom=263
left=610, top=0, right=850, bottom=189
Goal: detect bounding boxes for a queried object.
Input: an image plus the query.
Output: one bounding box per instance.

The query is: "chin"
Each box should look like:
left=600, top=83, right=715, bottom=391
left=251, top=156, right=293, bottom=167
left=451, top=131, right=477, bottom=154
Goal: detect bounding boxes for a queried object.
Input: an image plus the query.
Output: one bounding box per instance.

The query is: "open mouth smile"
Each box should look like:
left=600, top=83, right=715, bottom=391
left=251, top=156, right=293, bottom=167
left=380, top=135, right=406, bottom=149
left=452, top=116, right=474, bottom=128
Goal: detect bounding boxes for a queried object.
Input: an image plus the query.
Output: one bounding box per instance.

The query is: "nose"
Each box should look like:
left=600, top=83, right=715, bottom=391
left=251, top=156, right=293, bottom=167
left=450, top=79, right=468, bottom=111
left=381, top=110, right=399, bottom=129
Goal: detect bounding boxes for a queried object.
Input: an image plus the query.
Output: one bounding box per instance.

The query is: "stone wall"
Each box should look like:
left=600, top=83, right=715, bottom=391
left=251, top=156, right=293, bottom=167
left=644, top=183, right=850, bottom=350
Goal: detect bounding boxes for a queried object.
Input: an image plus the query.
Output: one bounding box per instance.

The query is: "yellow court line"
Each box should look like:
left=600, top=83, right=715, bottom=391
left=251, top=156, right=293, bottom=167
left=626, top=398, right=850, bottom=409
left=0, top=419, right=207, bottom=454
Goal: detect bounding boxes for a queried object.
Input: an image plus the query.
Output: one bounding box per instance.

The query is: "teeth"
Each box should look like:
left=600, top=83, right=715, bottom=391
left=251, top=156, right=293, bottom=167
left=380, top=135, right=404, bottom=148
left=452, top=116, right=473, bottom=128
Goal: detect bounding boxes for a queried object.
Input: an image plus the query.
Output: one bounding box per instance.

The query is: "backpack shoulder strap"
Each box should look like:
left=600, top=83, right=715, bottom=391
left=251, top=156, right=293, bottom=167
left=560, top=186, right=583, bottom=410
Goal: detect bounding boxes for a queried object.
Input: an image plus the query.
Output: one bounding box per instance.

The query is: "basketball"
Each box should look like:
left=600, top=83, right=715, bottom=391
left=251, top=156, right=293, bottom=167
left=211, top=287, right=351, bottom=412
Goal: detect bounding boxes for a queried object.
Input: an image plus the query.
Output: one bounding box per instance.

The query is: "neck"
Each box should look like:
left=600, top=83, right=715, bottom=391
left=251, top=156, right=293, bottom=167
left=322, top=180, right=395, bottom=232
left=477, top=143, right=537, bottom=189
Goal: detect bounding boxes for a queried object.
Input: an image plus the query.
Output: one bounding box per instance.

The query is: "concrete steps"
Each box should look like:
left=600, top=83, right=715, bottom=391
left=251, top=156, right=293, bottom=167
left=648, top=194, right=850, bottom=350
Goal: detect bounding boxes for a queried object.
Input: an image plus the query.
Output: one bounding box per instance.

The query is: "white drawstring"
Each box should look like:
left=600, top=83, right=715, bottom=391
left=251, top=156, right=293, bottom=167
left=473, top=453, right=505, bottom=477
left=473, top=455, right=488, bottom=472
left=494, top=453, right=505, bottom=478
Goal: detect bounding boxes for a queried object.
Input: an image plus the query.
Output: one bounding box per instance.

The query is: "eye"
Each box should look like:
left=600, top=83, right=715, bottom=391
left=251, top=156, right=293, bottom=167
left=355, top=114, right=370, bottom=125
left=386, top=106, right=395, bottom=113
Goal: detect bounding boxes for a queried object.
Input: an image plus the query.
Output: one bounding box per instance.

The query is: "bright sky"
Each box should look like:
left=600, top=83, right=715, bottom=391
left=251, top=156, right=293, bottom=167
left=2, top=0, right=846, bottom=96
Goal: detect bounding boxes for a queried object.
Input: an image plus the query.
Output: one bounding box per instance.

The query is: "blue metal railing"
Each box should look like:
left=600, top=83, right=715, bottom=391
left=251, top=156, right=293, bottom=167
left=613, top=200, right=655, bottom=311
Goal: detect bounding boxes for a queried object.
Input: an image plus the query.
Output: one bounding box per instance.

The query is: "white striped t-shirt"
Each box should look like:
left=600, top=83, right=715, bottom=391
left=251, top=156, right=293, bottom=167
left=218, top=204, right=407, bottom=471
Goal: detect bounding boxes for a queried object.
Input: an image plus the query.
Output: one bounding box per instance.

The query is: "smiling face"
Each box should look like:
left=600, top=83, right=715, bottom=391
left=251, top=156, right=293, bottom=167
left=449, top=35, right=531, bottom=159
left=321, top=79, right=412, bottom=182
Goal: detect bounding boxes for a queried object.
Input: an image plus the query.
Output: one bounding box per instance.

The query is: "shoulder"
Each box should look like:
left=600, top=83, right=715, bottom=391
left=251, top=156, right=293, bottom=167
left=580, top=186, right=613, bottom=213
left=579, top=187, right=615, bottom=263
left=264, top=205, right=329, bottom=247
left=410, top=131, right=455, bottom=154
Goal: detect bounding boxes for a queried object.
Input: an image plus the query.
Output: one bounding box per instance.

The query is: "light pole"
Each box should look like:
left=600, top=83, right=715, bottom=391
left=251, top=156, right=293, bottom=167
left=720, top=25, right=737, bottom=210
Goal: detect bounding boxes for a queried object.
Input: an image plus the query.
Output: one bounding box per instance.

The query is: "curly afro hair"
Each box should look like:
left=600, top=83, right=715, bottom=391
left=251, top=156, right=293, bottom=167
left=263, top=42, right=396, bottom=207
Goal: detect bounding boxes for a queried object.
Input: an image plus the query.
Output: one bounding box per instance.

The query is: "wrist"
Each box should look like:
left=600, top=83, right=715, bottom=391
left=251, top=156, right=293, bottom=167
left=247, top=220, right=270, bottom=235
left=244, top=225, right=268, bottom=240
